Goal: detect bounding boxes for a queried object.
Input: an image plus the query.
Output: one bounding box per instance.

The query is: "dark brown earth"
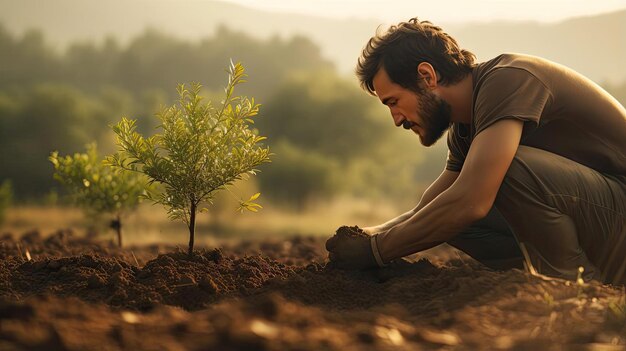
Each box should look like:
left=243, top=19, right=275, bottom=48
left=0, top=228, right=624, bottom=350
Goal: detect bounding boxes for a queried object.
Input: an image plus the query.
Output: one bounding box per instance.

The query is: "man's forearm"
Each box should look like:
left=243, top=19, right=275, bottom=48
left=376, top=119, right=524, bottom=263
left=377, top=186, right=483, bottom=262
left=364, top=209, right=416, bottom=234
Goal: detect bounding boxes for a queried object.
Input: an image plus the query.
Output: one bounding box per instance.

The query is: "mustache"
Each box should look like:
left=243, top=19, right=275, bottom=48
left=402, top=120, right=415, bottom=130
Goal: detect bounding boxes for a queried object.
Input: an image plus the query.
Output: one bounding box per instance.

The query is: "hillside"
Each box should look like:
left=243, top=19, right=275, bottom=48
left=0, top=0, right=624, bottom=82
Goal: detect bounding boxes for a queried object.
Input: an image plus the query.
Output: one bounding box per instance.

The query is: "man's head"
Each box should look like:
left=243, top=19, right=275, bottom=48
left=356, top=18, right=475, bottom=146
left=357, top=18, right=475, bottom=95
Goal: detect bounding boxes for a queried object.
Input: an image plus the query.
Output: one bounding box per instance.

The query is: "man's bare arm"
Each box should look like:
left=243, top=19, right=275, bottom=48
left=376, top=119, right=524, bottom=261
left=362, top=169, right=459, bottom=235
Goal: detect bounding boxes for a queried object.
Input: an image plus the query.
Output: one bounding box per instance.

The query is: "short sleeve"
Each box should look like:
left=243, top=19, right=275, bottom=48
left=446, top=123, right=471, bottom=172
left=474, top=67, right=552, bottom=136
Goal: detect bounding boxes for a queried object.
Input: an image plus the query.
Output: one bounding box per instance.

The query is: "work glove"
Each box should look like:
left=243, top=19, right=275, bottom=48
left=325, top=226, right=388, bottom=270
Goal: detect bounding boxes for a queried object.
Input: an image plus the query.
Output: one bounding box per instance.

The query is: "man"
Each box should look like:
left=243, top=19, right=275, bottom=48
left=326, top=18, right=626, bottom=285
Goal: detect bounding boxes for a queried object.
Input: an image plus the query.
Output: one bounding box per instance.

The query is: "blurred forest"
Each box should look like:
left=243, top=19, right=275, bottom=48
left=0, top=23, right=444, bottom=210
left=0, top=20, right=625, bottom=212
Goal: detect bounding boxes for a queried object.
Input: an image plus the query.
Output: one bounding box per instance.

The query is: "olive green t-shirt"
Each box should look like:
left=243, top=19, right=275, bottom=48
left=446, top=53, right=626, bottom=176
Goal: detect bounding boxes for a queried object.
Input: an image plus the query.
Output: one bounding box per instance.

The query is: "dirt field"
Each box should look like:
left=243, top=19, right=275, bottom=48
left=0, top=228, right=624, bottom=350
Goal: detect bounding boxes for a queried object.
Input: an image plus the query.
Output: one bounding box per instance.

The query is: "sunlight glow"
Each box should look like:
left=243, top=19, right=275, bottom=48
left=215, top=0, right=626, bottom=23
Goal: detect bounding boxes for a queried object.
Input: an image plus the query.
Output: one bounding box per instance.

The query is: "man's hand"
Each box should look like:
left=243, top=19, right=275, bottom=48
left=325, top=226, right=383, bottom=270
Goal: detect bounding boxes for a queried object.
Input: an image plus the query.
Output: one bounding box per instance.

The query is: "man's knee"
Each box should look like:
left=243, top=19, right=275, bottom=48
left=494, top=146, right=608, bottom=281
left=446, top=207, right=523, bottom=270
left=497, top=146, right=545, bottom=204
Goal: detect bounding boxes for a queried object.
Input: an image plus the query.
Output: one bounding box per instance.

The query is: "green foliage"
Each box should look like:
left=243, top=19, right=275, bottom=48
left=256, top=70, right=447, bottom=207
left=0, top=84, right=161, bottom=198
left=0, top=25, right=330, bottom=201
left=50, top=143, right=149, bottom=247
left=0, top=25, right=332, bottom=101
left=0, top=84, right=96, bottom=197
left=0, top=27, right=62, bottom=88
left=6, top=21, right=582, bottom=207
left=258, top=71, right=390, bottom=162
left=258, top=140, right=339, bottom=209
left=50, top=143, right=148, bottom=216
left=14, top=21, right=625, bottom=209
left=342, top=137, right=446, bottom=207
left=107, top=62, right=271, bottom=254
left=0, top=180, right=13, bottom=225
left=236, top=192, right=262, bottom=213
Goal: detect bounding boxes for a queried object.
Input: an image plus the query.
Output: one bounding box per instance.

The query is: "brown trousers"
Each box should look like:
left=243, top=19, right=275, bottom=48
left=448, top=146, right=626, bottom=285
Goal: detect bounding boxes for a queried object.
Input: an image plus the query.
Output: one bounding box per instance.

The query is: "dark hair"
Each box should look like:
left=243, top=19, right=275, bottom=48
left=356, top=18, right=476, bottom=95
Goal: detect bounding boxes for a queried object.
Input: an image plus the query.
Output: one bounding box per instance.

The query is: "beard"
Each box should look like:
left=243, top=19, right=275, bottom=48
left=415, top=90, right=452, bottom=147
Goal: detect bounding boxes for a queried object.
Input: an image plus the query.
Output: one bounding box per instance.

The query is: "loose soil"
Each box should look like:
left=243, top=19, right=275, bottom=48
left=0, top=228, right=624, bottom=350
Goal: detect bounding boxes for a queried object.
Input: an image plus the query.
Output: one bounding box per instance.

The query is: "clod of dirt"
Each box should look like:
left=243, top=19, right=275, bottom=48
left=87, top=274, right=106, bottom=288
left=334, top=226, right=369, bottom=239
left=199, top=276, right=220, bottom=293
left=47, top=260, right=61, bottom=270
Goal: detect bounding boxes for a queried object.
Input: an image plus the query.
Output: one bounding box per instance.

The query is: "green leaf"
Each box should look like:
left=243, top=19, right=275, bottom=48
left=249, top=192, right=260, bottom=201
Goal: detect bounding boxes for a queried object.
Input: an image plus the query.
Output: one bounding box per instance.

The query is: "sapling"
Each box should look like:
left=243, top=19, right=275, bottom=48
left=50, top=143, right=149, bottom=247
left=106, top=62, right=271, bottom=255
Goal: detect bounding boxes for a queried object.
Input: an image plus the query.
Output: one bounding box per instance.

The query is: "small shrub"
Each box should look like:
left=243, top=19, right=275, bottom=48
left=107, top=62, right=271, bottom=255
left=50, top=143, right=149, bottom=247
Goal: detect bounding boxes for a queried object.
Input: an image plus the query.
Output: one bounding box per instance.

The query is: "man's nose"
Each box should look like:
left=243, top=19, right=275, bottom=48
left=392, top=114, right=405, bottom=127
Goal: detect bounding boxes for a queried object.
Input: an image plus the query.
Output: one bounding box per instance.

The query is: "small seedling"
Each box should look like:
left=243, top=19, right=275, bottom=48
left=576, top=266, right=586, bottom=299
left=50, top=143, right=149, bottom=247
left=107, top=62, right=271, bottom=255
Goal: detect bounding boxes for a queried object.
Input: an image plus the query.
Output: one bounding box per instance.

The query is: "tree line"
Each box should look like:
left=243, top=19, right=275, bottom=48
left=0, top=23, right=428, bottom=209
left=1, top=23, right=623, bottom=210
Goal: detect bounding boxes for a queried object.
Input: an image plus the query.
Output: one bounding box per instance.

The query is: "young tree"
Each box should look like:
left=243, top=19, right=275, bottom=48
left=49, top=143, right=148, bottom=247
left=106, top=62, right=271, bottom=255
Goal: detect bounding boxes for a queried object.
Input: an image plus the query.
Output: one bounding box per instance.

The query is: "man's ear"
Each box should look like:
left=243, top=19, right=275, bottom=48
left=417, top=62, right=438, bottom=89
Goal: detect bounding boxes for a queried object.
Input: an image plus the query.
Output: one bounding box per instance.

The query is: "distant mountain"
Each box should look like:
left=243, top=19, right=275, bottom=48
left=446, top=10, right=626, bottom=84
left=0, top=0, right=624, bottom=83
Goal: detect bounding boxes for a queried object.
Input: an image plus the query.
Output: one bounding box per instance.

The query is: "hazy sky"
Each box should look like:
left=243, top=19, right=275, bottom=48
left=219, top=0, right=626, bottom=23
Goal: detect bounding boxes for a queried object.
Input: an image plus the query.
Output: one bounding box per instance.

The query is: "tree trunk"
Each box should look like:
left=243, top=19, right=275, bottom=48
left=110, top=215, right=122, bottom=248
left=188, top=203, right=197, bottom=256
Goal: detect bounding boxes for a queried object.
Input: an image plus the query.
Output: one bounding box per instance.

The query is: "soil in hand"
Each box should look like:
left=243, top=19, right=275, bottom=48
left=334, top=225, right=369, bottom=239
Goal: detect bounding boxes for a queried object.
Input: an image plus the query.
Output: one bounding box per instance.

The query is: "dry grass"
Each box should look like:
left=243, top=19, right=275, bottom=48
left=1, top=197, right=400, bottom=246
left=2, top=206, right=85, bottom=235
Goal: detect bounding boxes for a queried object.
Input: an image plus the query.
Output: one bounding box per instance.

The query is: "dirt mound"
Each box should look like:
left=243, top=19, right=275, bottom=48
left=2, top=248, right=298, bottom=311
left=0, top=229, right=625, bottom=350
left=227, top=235, right=327, bottom=266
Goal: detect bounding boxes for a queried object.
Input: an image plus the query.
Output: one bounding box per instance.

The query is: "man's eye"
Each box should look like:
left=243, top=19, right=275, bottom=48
left=389, top=100, right=397, bottom=107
